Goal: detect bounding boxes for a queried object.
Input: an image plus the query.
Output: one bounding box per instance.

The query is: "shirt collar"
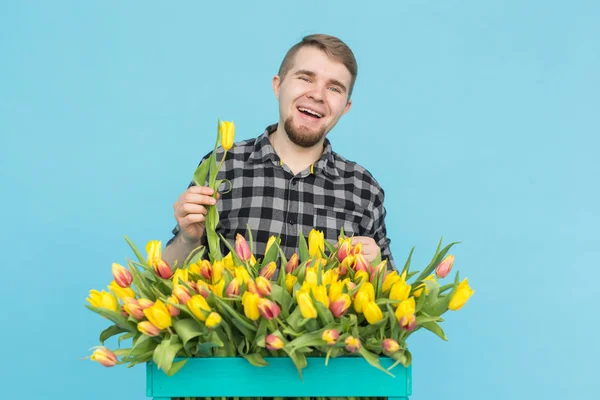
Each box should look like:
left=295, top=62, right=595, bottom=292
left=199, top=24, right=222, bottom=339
left=249, top=124, right=340, bottom=180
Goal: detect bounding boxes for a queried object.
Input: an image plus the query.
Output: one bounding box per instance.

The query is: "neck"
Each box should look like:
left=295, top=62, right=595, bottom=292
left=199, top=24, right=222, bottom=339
left=269, top=124, right=324, bottom=175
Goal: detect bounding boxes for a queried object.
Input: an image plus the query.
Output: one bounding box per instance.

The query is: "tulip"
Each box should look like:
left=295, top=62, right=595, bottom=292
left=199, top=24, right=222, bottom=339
left=363, top=301, right=384, bottom=324
left=242, top=291, right=261, bottom=321
left=296, top=290, right=318, bottom=319
left=164, top=295, right=178, bottom=317
left=339, top=255, right=354, bottom=277
left=329, top=293, right=352, bottom=318
left=146, top=240, right=162, bottom=267
left=196, top=280, right=211, bottom=298
left=172, top=285, right=192, bottom=304
left=399, top=314, right=417, bottom=331
left=265, top=236, right=278, bottom=255
left=354, top=254, right=369, bottom=272
left=285, top=274, right=297, bottom=294
left=328, top=280, right=344, bottom=302
left=344, top=336, right=361, bottom=353
left=235, top=266, right=251, bottom=284
left=123, top=299, right=145, bottom=320
left=361, top=282, right=375, bottom=301
left=322, top=329, right=339, bottom=346
left=345, top=280, right=357, bottom=292
left=188, top=281, right=199, bottom=293
left=222, top=252, right=235, bottom=271
left=413, top=275, right=437, bottom=298
left=435, top=255, right=455, bottom=279
left=90, top=347, right=117, bottom=367
left=172, top=268, right=189, bottom=285
left=323, top=269, right=339, bottom=286
left=143, top=299, right=172, bottom=330
left=305, top=267, right=318, bottom=287
left=187, top=295, right=211, bottom=322
left=260, top=262, right=277, bottom=280
left=107, top=280, right=135, bottom=301
left=308, top=229, right=325, bottom=259
left=209, top=279, right=225, bottom=298
left=353, top=291, right=369, bottom=313
left=382, top=338, right=400, bottom=353
left=189, top=262, right=201, bottom=276
left=351, top=243, right=363, bottom=256
left=311, top=285, right=329, bottom=308
left=138, top=321, right=161, bottom=337
left=154, top=259, right=173, bottom=280
left=111, top=263, right=133, bottom=288
left=337, top=238, right=352, bottom=262
left=86, top=289, right=118, bottom=312
left=137, top=298, right=154, bottom=309
left=219, top=120, right=235, bottom=151
left=256, top=276, right=273, bottom=297
left=394, top=297, right=416, bottom=323
left=257, top=298, right=281, bottom=320
left=246, top=279, right=259, bottom=294
left=197, top=259, right=212, bottom=281
left=285, top=253, right=299, bottom=274
left=370, top=260, right=387, bottom=282
left=354, top=270, right=369, bottom=283
left=211, top=261, right=224, bottom=285
left=389, top=279, right=411, bottom=306
left=226, top=278, right=242, bottom=297
left=235, top=234, right=252, bottom=262
left=448, top=278, right=474, bottom=311
left=382, top=271, right=401, bottom=294
left=205, top=312, right=222, bottom=328
left=266, top=334, right=284, bottom=351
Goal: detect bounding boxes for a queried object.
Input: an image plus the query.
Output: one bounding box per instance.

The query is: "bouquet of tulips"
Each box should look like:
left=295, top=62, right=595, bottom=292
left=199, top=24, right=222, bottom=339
left=85, top=119, right=475, bottom=379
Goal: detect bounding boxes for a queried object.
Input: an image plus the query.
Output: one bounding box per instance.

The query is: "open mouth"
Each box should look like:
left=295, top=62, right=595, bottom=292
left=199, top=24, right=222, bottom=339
left=297, top=107, right=323, bottom=119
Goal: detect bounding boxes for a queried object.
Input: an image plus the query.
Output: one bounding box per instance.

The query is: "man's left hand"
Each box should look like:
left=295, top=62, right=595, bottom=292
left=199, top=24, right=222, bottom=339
left=351, top=236, right=380, bottom=263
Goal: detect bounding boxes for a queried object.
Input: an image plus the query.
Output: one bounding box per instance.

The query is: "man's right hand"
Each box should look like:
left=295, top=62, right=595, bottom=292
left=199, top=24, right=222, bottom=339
left=173, top=186, right=220, bottom=244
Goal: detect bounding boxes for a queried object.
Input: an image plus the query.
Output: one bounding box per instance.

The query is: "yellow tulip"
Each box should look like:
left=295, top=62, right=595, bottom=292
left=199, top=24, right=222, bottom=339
left=212, top=261, right=224, bottom=284
left=210, top=279, right=225, bottom=298
left=222, top=252, right=235, bottom=271
left=363, top=301, right=384, bottom=324
left=296, top=290, right=318, bottom=319
left=394, top=297, right=416, bottom=323
left=353, top=291, right=369, bottom=313
left=145, top=240, right=162, bottom=267
left=382, top=271, right=401, bottom=294
left=359, top=282, right=375, bottom=302
left=329, top=293, right=351, bottom=318
left=311, top=285, right=329, bottom=308
left=220, top=120, right=235, bottom=151
left=86, top=289, right=118, bottom=312
left=108, top=280, right=135, bottom=301
left=354, top=270, right=369, bottom=283
left=172, top=268, right=189, bottom=285
left=242, top=291, right=261, bottom=321
left=285, top=274, right=297, bottom=294
left=344, top=336, right=361, bottom=353
left=205, top=312, right=222, bottom=328
left=448, top=278, right=474, bottom=311
left=189, top=262, right=201, bottom=276
left=413, top=275, right=437, bottom=298
left=265, top=236, right=278, bottom=255
left=235, top=266, right=251, bottom=284
left=143, top=299, right=172, bottom=330
left=322, top=329, right=340, bottom=345
left=328, top=280, right=344, bottom=302
left=389, top=279, right=411, bottom=306
left=90, top=347, right=117, bottom=367
left=305, top=267, right=318, bottom=287
left=308, top=229, right=325, bottom=259
left=323, top=269, right=339, bottom=286
left=187, top=295, right=211, bottom=322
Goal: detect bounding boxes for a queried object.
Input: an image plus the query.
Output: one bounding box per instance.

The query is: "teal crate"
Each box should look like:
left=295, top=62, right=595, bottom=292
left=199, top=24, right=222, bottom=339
left=146, top=357, right=412, bottom=399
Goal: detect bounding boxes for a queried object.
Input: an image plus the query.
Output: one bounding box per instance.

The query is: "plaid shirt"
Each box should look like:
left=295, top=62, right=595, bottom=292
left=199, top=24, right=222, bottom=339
left=169, top=124, right=395, bottom=271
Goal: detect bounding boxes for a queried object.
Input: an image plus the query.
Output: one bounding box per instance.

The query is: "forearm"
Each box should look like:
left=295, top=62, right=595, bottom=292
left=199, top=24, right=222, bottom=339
left=163, top=234, right=203, bottom=268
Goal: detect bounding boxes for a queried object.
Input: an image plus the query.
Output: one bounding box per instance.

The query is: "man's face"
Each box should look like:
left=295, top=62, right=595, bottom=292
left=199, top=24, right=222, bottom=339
left=273, top=46, right=353, bottom=148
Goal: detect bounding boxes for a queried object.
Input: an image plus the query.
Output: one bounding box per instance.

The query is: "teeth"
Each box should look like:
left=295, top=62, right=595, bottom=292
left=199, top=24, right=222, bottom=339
left=298, top=107, right=323, bottom=118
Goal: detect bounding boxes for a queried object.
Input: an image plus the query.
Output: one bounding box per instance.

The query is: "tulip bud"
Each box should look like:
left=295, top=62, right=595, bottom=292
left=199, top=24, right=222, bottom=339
left=322, top=329, right=339, bottom=346
left=339, top=255, right=354, bottom=277
left=146, top=240, right=162, bottom=268
left=235, top=233, right=252, bottom=262
left=296, top=290, right=318, bottom=319
left=108, top=280, right=136, bottom=301
left=235, top=266, right=251, bottom=283
left=337, top=238, right=352, bottom=262
left=265, top=236, right=278, bottom=255
left=222, top=252, right=235, bottom=271
left=205, top=312, right=222, bottom=329
left=285, top=253, right=299, bottom=274
left=351, top=243, right=363, bottom=256
left=112, top=263, right=133, bottom=288
left=285, top=274, right=297, bottom=294
left=90, top=347, right=117, bottom=367
left=353, top=291, right=369, bottom=313
left=187, top=295, right=211, bottom=322
left=390, top=279, right=411, bottom=305
left=323, top=269, right=339, bottom=286
left=448, top=278, right=474, bottom=311
left=137, top=298, right=154, bottom=309
left=435, top=254, right=455, bottom=279
left=211, top=261, right=224, bottom=285
left=382, top=271, right=401, bottom=294
left=354, top=270, right=369, bottom=283
left=242, top=291, right=261, bottom=321
left=196, top=280, right=211, bottom=298
left=308, top=229, right=325, bottom=259
left=219, top=120, right=235, bottom=151
left=259, top=262, right=277, bottom=280
left=166, top=295, right=180, bottom=317
left=198, top=260, right=212, bottom=281
left=328, top=280, right=344, bottom=302
left=345, top=280, right=357, bottom=292
left=123, top=299, right=145, bottom=320
left=363, top=301, right=384, bottom=324
left=257, top=298, right=281, bottom=320
left=305, top=268, right=318, bottom=287
left=143, top=299, right=172, bottom=330
left=311, top=285, right=329, bottom=308
left=172, top=285, right=192, bottom=304
left=265, top=334, right=284, bottom=351
left=344, top=336, right=361, bottom=353
left=256, top=276, right=273, bottom=297
left=210, top=279, right=225, bottom=298
left=154, top=259, right=173, bottom=279
left=370, top=260, right=387, bottom=283
left=225, top=278, right=242, bottom=297
left=86, top=289, right=118, bottom=312
left=138, top=321, right=161, bottom=337
left=246, top=279, right=259, bottom=295
left=189, top=262, right=201, bottom=276
left=399, top=314, right=417, bottom=331
left=354, top=254, right=369, bottom=272
left=329, top=293, right=351, bottom=318
left=382, top=338, right=400, bottom=353
left=395, top=298, right=416, bottom=323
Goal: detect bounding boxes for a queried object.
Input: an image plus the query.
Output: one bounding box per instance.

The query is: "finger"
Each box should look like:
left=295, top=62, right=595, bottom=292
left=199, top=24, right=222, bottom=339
left=187, top=186, right=215, bottom=196
left=181, top=213, right=206, bottom=225
left=351, top=236, right=374, bottom=246
left=175, top=204, right=208, bottom=217
left=182, top=193, right=218, bottom=206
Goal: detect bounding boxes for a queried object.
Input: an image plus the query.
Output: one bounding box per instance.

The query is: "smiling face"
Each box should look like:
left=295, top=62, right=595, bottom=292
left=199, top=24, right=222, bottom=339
left=273, top=46, right=353, bottom=148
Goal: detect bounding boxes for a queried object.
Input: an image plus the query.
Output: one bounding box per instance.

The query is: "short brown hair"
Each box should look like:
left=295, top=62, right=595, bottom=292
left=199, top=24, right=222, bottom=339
left=278, top=34, right=358, bottom=98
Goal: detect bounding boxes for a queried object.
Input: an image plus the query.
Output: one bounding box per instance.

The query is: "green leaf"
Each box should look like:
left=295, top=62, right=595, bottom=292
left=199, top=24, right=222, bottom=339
left=358, top=346, right=395, bottom=377
left=420, top=321, right=448, bottom=341
left=314, top=300, right=334, bottom=326
left=219, top=233, right=243, bottom=265
left=193, top=158, right=210, bottom=186
left=246, top=223, right=255, bottom=257
left=242, top=353, right=269, bottom=367
left=152, top=338, right=183, bottom=375
left=118, top=332, right=136, bottom=346
left=85, top=305, right=137, bottom=332
left=298, top=231, right=309, bottom=263
left=166, top=359, right=188, bottom=376
left=271, top=284, right=292, bottom=318
left=124, top=235, right=146, bottom=264
left=99, top=325, right=128, bottom=345
left=172, top=318, right=206, bottom=347
left=401, top=246, right=415, bottom=276
left=126, top=334, right=157, bottom=358
left=324, top=239, right=337, bottom=255
left=413, top=239, right=460, bottom=284
left=127, top=261, right=155, bottom=300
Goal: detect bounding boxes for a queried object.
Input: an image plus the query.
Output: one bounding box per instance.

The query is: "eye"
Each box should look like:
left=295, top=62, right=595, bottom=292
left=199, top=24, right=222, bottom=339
left=328, top=86, right=341, bottom=93
left=299, top=76, right=311, bottom=82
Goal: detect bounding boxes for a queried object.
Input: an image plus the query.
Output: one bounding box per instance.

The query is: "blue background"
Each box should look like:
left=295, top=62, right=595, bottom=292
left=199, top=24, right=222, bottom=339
left=1, top=1, right=598, bottom=399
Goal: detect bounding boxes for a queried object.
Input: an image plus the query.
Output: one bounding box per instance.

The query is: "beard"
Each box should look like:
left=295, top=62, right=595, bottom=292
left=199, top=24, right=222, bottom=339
left=283, top=117, right=327, bottom=148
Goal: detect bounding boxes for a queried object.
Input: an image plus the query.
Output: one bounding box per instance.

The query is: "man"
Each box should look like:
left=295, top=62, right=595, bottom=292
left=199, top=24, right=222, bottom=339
left=164, top=34, right=395, bottom=271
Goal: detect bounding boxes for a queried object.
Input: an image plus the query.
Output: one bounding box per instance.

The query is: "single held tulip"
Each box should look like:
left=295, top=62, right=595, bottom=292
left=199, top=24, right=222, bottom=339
left=322, top=329, right=340, bottom=346
left=285, top=274, right=297, bottom=294
left=154, top=259, right=173, bottom=280
left=363, top=301, right=384, bottom=324
left=399, top=314, right=417, bottom=331
left=90, top=347, right=117, bottom=367
left=266, top=334, right=284, bottom=351
left=137, top=298, right=154, bottom=309
left=235, top=234, right=252, bottom=262
left=220, top=120, right=235, bottom=151
left=226, top=278, right=242, bottom=297
left=308, top=229, right=325, bottom=259
left=257, top=298, right=281, bottom=320
left=256, top=276, right=273, bottom=296
left=395, top=297, right=416, bottom=323
left=242, top=291, right=261, bottom=321
left=166, top=295, right=180, bottom=317
left=146, top=240, right=162, bottom=267
left=345, top=336, right=361, bottom=353
left=86, top=290, right=118, bottom=312
left=172, top=285, right=192, bottom=304
left=123, top=298, right=145, bottom=320
left=108, top=280, right=135, bottom=301
left=382, top=338, right=400, bottom=353
left=448, top=278, right=474, bottom=311
left=435, top=254, right=455, bottom=279
left=112, top=263, right=133, bottom=288
left=285, top=253, right=299, bottom=273
left=143, top=299, right=172, bottom=330
left=260, top=262, right=277, bottom=280
left=205, top=312, right=222, bottom=329
left=296, top=290, right=318, bottom=319
left=137, top=321, right=161, bottom=337
left=329, top=293, right=352, bottom=318
left=187, top=295, right=211, bottom=322
left=382, top=271, right=401, bottom=294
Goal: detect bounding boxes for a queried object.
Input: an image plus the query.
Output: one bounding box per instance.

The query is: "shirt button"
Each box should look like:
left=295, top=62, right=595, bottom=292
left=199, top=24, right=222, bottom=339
left=288, top=216, right=296, bottom=225
left=291, top=180, right=297, bottom=186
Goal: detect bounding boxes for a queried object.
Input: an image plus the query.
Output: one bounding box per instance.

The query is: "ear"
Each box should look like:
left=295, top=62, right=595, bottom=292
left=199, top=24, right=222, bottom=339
left=342, top=98, right=352, bottom=116
left=272, top=75, right=281, bottom=99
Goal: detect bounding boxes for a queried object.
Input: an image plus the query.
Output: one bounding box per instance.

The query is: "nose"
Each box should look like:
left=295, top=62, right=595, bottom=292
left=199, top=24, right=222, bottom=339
left=307, top=84, right=326, bottom=103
